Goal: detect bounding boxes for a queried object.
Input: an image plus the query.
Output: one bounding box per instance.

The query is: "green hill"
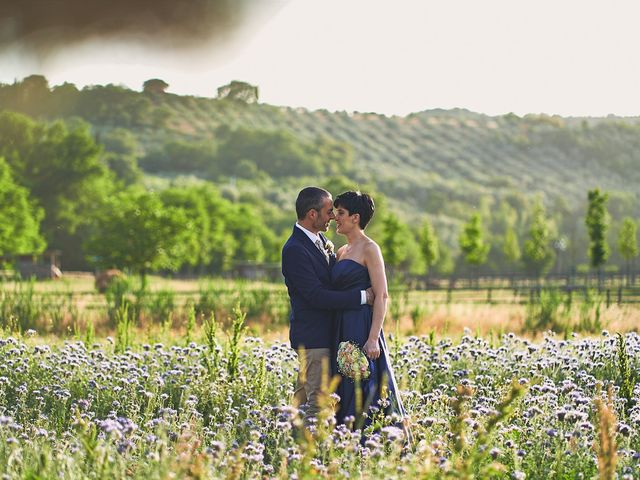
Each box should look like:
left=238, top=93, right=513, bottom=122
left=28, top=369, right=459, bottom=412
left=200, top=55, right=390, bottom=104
left=1, top=75, right=639, bottom=271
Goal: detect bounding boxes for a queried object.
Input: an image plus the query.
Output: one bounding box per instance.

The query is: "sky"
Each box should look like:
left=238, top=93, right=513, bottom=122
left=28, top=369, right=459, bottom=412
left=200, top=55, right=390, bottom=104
left=2, top=0, right=640, bottom=117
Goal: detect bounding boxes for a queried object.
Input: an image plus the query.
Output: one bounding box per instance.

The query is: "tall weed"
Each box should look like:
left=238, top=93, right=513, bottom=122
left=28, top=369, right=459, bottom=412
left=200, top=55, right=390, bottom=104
left=616, top=333, right=635, bottom=414
left=114, top=302, right=133, bottom=353
left=524, top=288, right=565, bottom=332
left=226, top=305, right=246, bottom=378
left=578, top=289, right=604, bottom=333
left=0, top=279, right=42, bottom=332
left=143, top=289, right=175, bottom=324
left=105, top=276, right=132, bottom=323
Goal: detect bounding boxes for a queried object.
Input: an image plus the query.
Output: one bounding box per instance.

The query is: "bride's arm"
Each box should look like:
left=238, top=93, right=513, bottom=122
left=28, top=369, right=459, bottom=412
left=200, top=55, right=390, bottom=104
left=363, top=241, right=388, bottom=360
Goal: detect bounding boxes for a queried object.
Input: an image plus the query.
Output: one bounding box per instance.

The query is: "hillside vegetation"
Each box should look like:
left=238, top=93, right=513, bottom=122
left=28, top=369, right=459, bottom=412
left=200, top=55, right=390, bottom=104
left=1, top=75, right=639, bottom=275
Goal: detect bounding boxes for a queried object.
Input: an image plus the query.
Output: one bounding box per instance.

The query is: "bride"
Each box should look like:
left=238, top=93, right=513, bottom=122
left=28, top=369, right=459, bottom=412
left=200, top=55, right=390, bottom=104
left=331, top=190, right=408, bottom=433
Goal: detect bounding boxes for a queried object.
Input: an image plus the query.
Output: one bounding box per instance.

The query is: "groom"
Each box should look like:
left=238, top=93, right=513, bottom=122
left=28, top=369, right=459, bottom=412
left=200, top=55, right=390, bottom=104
left=282, top=186, right=371, bottom=425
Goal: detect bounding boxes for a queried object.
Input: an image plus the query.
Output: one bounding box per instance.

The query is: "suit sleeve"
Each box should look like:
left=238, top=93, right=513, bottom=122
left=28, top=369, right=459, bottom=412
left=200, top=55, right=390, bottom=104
left=282, top=244, right=361, bottom=310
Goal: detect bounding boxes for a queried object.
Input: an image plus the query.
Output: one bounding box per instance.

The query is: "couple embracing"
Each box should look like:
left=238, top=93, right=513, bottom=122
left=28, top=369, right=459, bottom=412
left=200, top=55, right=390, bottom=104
left=281, top=186, right=407, bottom=433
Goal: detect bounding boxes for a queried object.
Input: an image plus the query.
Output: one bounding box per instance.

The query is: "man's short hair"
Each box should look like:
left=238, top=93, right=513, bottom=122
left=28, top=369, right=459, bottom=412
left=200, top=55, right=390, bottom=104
left=296, top=187, right=331, bottom=220
left=333, top=190, right=375, bottom=229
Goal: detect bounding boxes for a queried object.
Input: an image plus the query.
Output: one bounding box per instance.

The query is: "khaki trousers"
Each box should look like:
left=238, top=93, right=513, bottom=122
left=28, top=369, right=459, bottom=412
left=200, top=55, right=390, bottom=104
left=292, top=348, right=330, bottom=423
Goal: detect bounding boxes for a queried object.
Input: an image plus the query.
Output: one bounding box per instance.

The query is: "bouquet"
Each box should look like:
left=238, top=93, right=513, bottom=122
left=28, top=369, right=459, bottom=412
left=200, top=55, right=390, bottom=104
left=337, top=341, right=370, bottom=380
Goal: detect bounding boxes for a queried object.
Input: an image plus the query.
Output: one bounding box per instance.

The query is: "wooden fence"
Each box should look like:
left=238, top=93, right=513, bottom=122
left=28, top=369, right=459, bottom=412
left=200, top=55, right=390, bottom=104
left=11, top=285, right=640, bottom=311
left=400, top=286, right=640, bottom=306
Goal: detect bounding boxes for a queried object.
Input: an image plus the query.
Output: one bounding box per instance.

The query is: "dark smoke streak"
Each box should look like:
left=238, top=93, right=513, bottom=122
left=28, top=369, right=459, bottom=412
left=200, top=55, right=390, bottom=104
left=0, top=0, right=271, bottom=55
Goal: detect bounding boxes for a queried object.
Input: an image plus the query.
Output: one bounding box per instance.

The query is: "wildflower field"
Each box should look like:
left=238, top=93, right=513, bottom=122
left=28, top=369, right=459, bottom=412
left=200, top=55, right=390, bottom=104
left=2, top=307, right=640, bottom=479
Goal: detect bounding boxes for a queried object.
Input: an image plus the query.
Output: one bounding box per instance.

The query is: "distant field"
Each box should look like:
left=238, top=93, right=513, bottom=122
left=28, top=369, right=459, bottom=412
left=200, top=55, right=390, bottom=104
left=2, top=276, right=639, bottom=341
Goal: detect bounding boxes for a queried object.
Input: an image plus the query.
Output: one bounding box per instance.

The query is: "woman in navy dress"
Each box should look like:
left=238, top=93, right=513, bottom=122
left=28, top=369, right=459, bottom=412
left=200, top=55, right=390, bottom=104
left=331, top=191, right=408, bottom=432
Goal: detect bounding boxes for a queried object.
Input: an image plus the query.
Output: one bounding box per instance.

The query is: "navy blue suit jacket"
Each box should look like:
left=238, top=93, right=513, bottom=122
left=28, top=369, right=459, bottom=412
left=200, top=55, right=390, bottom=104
left=282, top=225, right=361, bottom=349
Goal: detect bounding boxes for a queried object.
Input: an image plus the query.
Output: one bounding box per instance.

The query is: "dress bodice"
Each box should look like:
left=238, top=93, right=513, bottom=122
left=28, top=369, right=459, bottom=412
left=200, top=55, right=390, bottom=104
left=331, top=259, right=371, bottom=291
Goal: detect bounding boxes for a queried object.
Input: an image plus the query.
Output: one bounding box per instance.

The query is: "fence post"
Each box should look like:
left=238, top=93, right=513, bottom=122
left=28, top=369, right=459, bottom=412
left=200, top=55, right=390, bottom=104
left=606, top=289, right=611, bottom=308
left=447, top=288, right=452, bottom=304
left=567, top=288, right=572, bottom=309
left=618, top=287, right=623, bottom=305
left=487, top=287, right=492, bottom=304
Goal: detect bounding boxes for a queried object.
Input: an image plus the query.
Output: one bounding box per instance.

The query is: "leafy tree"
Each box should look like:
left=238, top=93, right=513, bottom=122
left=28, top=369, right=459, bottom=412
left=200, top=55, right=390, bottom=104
left=159, top=184, right=277, bottom=273
left=158, top=183, right=262, bottom=272
left=312, top=136, right=355, bottom=177
left=403, top=227, right=423, bottom=275
left=101, top=128, right=142, bottom=184
left=217, top=81, right=258, bottom=103
left=419, top=219, right=439, bottom=275
left=0, top=158, right=45, bottom=257
left=101, top=128, right=138, bottom=156
left=151, top=104, right=173, bottom=129
left=128, top=96, right=153, bottom=127
left=143, top=79, right=169, bottom=94
left=434, top=241, right=454, bottom=276
left=502, top=225, right=521, bottom=267
left=214, top=127, right=320, bottom=178
left=199, top=187, right=238, bottom=272
left=213, top=127, right=352, bottom=179
left=0, top=113, right=110, bottom=226
left=0, top=111, right=115, bottom=269
left=458, top=213, right=490, bottom=268
left=16, top=75, right=50, bottom=117
left=49, top=82, right=80, bottom=116
left=224, top=203, right=276, bottom=264
left=523, top=202, right=556, bottom=277
left=379, top=213, right=408, bottom=272
left=487, top=200, right=521, bottom=273
left=76, top=84, right=152, bottom=127
left=85, top=188, right=193, bottom=288
left=617, top=217, right=638, bottom=285
left=160, top=186, right=214, bottom=269
left=585, top=188, right=610, bottom=276
left=377, top=213, right=421, bottom=276
left=141, top=139, right=217, bottom=174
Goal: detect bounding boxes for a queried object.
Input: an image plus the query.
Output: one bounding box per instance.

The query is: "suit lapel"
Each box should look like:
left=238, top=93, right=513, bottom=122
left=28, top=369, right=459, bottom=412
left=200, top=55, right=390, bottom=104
left=319, top=233, right=336, bottom=268
left=293, top=226, right=330, bottom=267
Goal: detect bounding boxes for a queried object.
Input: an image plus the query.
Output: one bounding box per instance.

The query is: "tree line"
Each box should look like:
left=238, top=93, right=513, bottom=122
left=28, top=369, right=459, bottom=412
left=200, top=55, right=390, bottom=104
left=1, top=75, right=640, bottom=283
left=1, top=109, right=639, bottom=285
left=440, top=189, right=638, bottom=284
left=0, top=111, right=280, bottom=279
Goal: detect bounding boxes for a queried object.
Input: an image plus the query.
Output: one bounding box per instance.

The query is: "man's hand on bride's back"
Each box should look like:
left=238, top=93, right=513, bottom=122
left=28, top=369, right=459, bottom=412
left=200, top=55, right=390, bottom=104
left=365, top=288, right=375, bottom=305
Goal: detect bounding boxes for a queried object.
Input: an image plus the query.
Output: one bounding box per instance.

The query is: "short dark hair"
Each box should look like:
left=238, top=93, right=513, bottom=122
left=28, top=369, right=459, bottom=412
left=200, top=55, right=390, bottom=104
left=334, top=191, right=375, bottom=229
left=296, top=186, right=331, bottom=220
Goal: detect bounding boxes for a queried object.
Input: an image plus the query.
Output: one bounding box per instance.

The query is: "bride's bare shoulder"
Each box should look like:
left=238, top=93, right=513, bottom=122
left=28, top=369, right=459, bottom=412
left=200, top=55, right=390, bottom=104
left=363, top=237, right=382, bottom=256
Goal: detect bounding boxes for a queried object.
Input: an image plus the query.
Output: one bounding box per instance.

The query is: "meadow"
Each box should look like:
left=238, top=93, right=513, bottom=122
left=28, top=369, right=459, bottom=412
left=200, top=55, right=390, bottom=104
left=2, top=277, right=640, bottom=478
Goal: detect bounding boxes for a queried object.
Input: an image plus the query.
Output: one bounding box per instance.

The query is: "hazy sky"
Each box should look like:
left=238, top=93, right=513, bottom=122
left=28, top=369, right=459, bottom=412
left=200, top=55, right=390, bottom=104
left=2, top=0, right=640, bottom=117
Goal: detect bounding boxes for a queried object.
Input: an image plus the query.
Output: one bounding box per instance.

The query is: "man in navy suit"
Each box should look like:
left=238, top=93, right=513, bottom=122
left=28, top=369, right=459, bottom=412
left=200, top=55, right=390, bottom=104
left=282, top=186, right=370, bottom=425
